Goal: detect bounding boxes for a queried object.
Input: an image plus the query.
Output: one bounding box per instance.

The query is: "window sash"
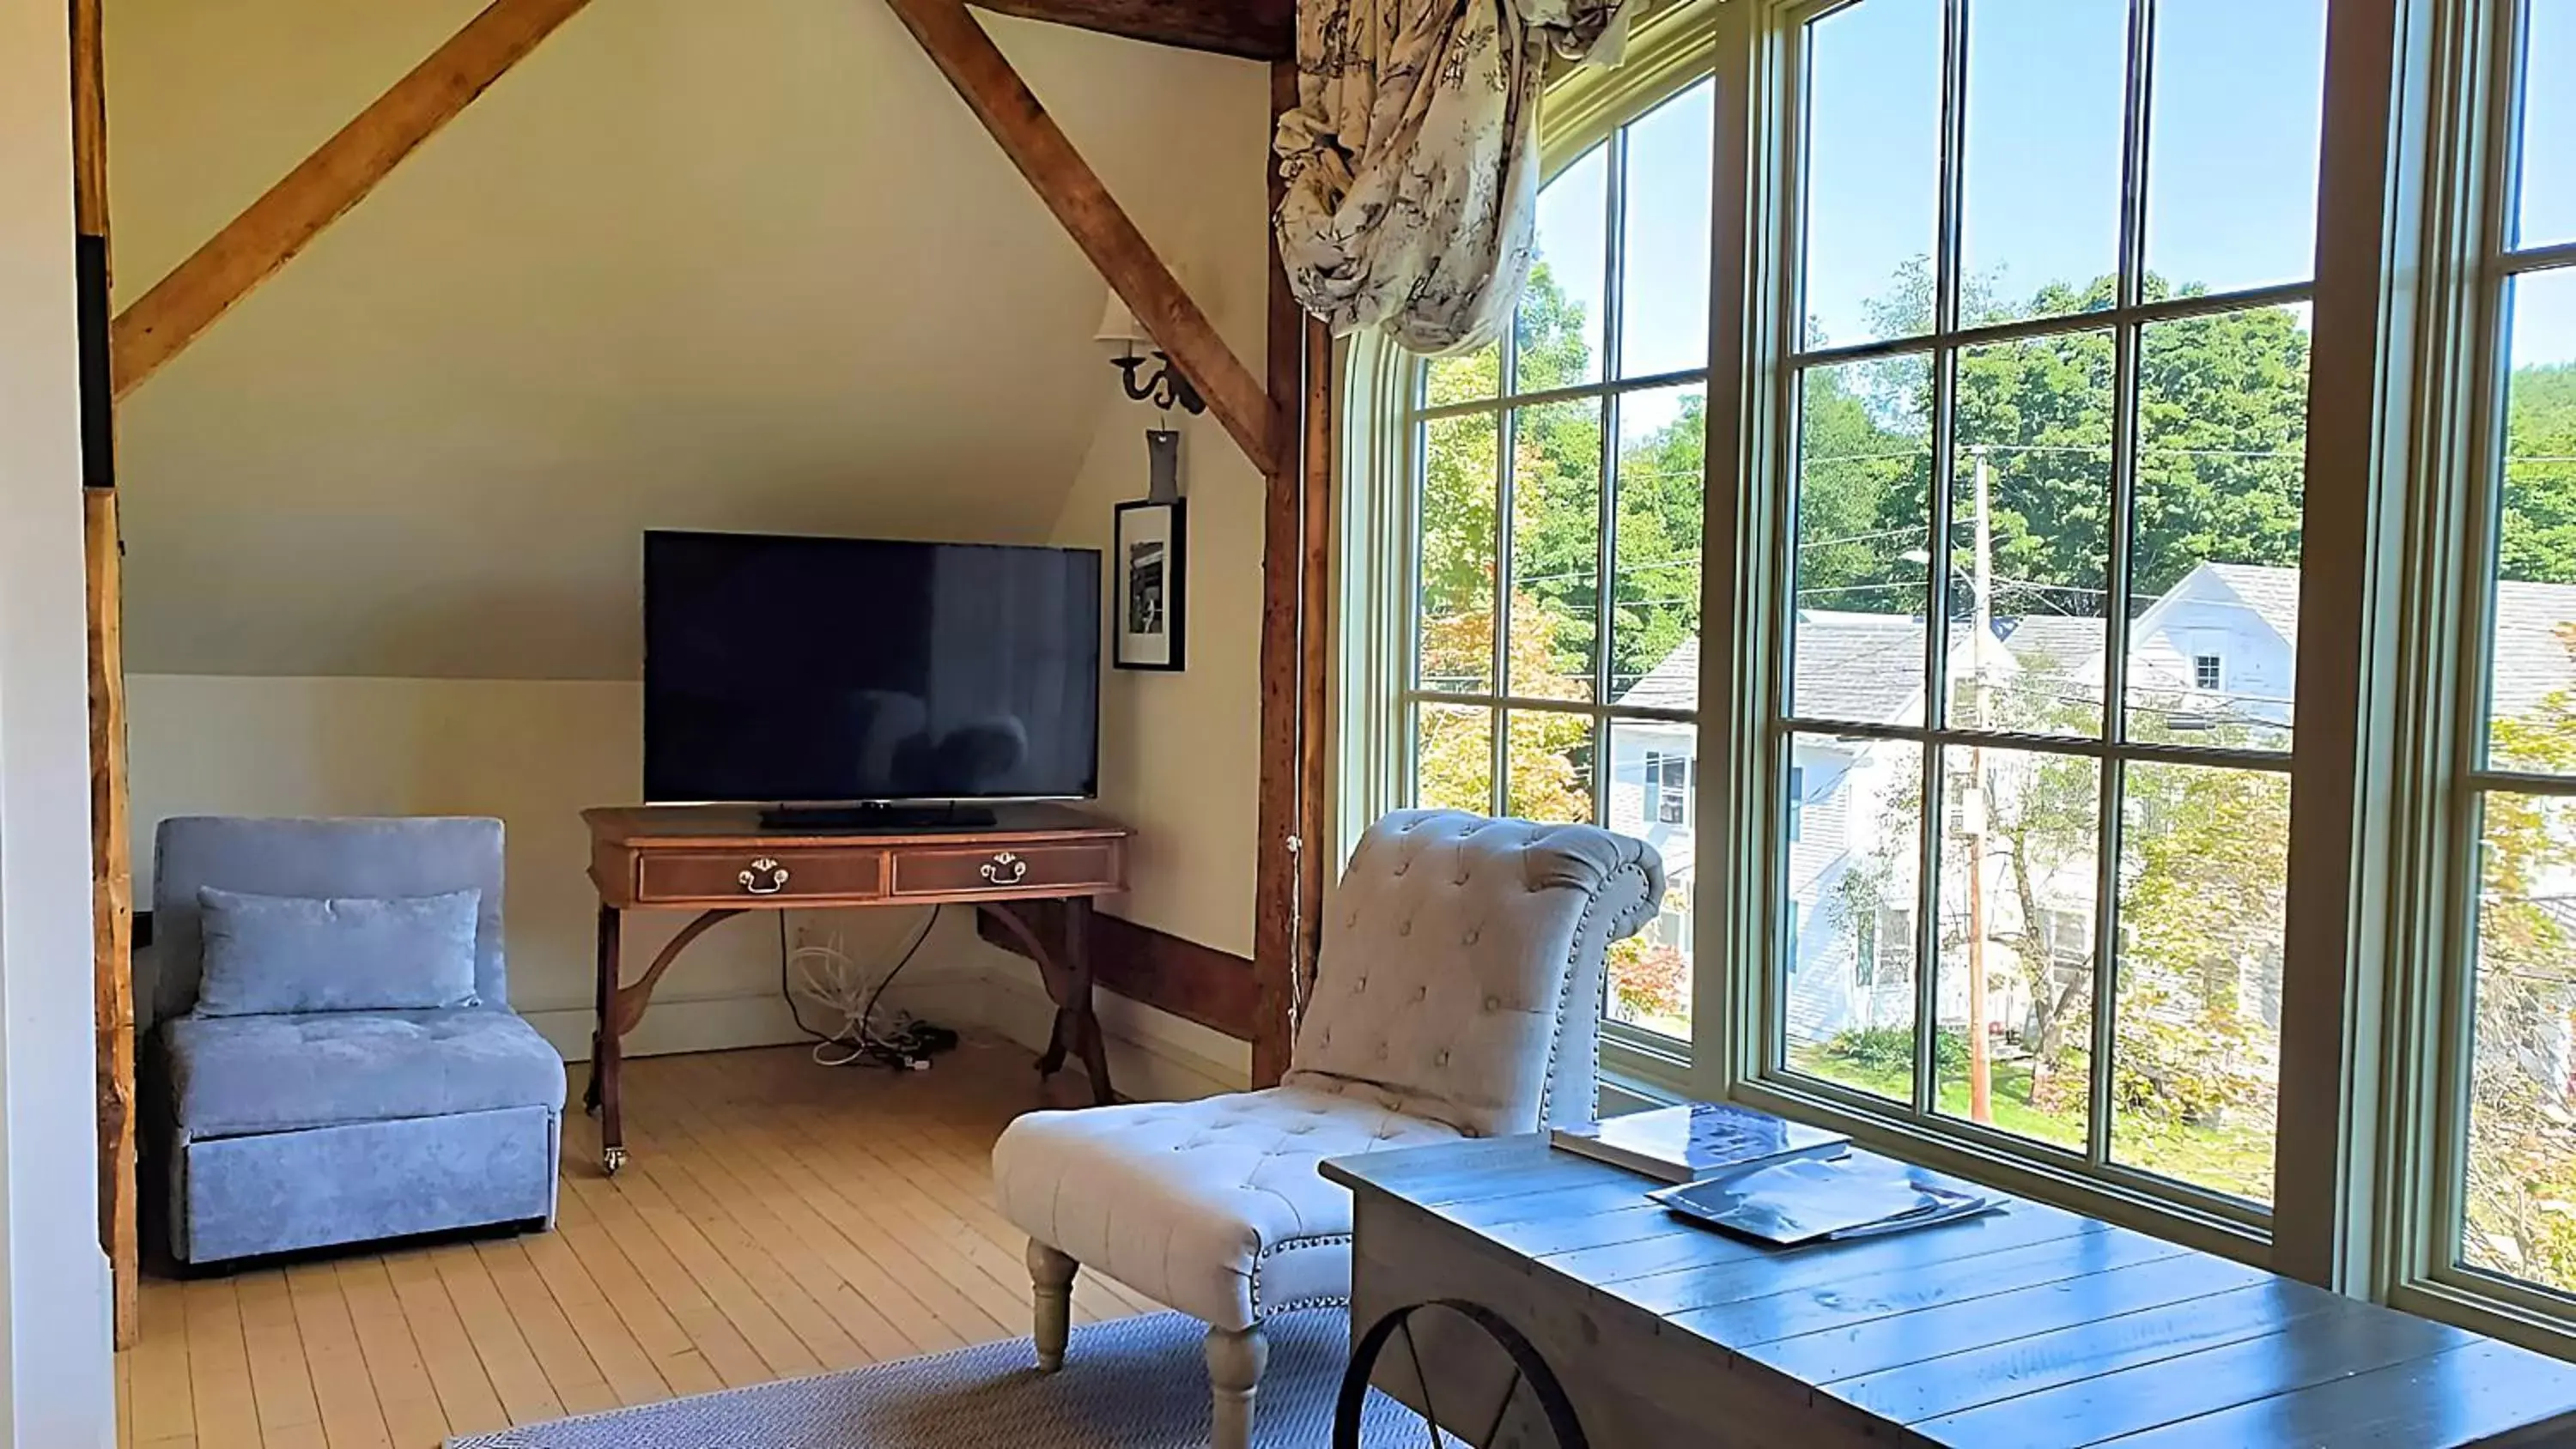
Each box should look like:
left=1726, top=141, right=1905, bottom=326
left=1748, top=0, right=2305, bottom=1223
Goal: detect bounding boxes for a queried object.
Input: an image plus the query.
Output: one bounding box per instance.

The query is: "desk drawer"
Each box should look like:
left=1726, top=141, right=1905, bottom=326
left=890, top=841, right=1119, bottom=898
left=635, top=848, right=884, bottom=903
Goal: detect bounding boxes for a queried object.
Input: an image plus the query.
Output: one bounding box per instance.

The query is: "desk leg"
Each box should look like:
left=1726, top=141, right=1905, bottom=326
left=1066, top=896, right=1113, bottom=1106
left=590, top=903, right=625, bottom=1176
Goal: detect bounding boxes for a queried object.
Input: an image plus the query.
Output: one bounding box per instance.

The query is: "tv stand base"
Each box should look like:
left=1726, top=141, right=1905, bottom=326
left=756, top=803, right=999, bottom=833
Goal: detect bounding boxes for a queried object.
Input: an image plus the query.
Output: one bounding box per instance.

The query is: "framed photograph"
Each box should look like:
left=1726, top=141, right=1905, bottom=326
left=1113, top=498, right=1187, bottom=670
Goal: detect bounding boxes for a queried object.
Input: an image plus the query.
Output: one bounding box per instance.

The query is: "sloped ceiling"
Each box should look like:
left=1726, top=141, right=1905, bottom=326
left=106, top=0, right=1267, bottom=680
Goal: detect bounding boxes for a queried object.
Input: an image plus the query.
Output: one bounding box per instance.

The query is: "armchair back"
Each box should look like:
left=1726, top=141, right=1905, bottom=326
left=1284, top=810, right=1664, bottom=1137
left=147, top=816, right=508, bottom=1031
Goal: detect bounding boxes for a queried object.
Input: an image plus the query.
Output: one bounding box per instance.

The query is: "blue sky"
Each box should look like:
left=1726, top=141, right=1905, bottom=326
left=1525, top=0, right=2576, bottom=415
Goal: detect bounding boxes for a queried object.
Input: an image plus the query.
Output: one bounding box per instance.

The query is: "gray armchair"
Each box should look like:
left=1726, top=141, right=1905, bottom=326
left=145, top=816, right=565, bottom=1265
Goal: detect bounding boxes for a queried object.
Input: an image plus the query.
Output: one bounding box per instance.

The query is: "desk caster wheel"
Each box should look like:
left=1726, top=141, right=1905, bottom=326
left=602, top=1147, right=626, bottom=1178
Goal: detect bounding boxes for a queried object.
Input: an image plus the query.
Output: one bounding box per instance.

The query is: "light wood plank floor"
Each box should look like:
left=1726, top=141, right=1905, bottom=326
left=114, top=1040, right=1156, bottom=1449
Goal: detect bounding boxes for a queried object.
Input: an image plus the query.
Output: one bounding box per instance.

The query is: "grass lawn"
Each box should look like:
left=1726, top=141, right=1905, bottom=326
left=1785, top=1046, right=2275, bottom=1203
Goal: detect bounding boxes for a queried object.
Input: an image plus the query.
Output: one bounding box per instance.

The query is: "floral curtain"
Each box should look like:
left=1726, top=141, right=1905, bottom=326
left=1273, top=0, right=1631, bottom=355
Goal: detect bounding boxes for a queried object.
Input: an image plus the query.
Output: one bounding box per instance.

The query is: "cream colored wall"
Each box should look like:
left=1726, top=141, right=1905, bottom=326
left=110, top=0, right=1272, bottom=1088
left=106, top=0, right=1268, bottom=680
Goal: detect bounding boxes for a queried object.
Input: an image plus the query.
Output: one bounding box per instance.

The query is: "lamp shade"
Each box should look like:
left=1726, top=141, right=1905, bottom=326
left=1094, top=291, right=1150, bottom=347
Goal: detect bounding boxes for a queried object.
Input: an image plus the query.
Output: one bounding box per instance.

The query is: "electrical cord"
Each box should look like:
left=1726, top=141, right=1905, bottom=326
left=776, top=906, right=949, bottom=1069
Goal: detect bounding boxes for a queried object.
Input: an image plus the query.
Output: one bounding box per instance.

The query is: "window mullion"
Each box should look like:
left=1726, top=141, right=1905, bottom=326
left=1910, top=0, right=1971, bottom=1119
left=2087, top=0, right=2159, bottom=1172
left=1595, top=129, right=1631, bottom=825
left=1494, top=394, right=1518, bottom=816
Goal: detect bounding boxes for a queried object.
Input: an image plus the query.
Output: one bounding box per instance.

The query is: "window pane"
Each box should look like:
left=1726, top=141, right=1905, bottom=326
left=1425, top=345, right=1503, bottom=409
left=1784, top=731, right=1923, bottom=1105
left=1801, top=0, right=1943, bottom=350
left=2111, top=761, right=2287, bottom=1204
left=1959, top=0, right=2126, bottom=324
left=1950, top=330, right=2116, bottom=737
left=2125, top=305, right=2312, bottom=749
left=1792, top=355, right=1932, bottom=726
left=2464, top=791, right=2576, bottom=1296
left=2144, top=0, right=2327, bottom=296
left=1413, top=703, right=1494, bottom=815
left=1503, top=709, right=1595, bottom=824
left=2490, top=270, right=2576, bottom=772
left=1418, top=412, right=1500, bottom=694
left=1607, top=719, right=1698, bottom=1039
left=1510, top=399, right=1605, bottom=702
left=1619, top=77, right=1716, bottom=379
left=1933, top=745, right=2098, bottom=1154
left=1611, top=385, right=1707, bottom=705
left=1519, top=145, right=1608, bottom=392
left=2518, top=0, right=2576, bottom=252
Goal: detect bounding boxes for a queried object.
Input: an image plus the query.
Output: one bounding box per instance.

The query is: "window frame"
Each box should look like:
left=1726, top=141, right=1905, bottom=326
left=1352, top=8, right=1727, bottom=1071
left=2375, top=0, right=2576, bottom=1361
left=1729, top=0, right=2324, bottom=1238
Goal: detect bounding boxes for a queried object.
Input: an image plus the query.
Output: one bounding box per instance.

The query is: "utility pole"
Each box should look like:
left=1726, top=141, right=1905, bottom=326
left=1963, top=446, right=1995, bottom=1125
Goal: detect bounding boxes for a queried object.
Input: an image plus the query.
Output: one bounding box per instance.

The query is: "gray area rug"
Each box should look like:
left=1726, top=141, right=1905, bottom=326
left=450, top=1307, right=1419, bottom=1447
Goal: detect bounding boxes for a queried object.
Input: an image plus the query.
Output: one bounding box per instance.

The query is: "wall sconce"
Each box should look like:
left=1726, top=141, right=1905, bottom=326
left=1095, top=294, right=1206, bottom=416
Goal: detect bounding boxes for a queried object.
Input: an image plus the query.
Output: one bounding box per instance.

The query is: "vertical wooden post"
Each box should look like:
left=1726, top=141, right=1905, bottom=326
left=72, top=0, right=139, bottom=1350
left=1252, top=59, right=1306, bottom=1084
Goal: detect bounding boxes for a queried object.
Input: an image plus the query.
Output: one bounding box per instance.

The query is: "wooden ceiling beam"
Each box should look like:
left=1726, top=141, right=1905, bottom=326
left=109, top=0, right=596, bottom=399
left=884, top=0, right=1276, bottom=471
left=968, top=0, right=1292, bottom=62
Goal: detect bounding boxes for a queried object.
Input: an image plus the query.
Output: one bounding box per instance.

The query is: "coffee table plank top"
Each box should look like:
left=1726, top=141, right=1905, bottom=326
left=1326, top=1135, right=2576, bottom=1448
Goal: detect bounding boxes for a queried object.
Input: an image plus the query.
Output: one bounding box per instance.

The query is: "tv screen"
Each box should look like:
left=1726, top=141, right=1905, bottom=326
left=643, top=531, right=1102, bottom=805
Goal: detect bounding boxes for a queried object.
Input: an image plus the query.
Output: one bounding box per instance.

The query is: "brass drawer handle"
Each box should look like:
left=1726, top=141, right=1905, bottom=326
left=739, top=858, right=790, bottom=895
left=980, top=851, right=1030, bottom=887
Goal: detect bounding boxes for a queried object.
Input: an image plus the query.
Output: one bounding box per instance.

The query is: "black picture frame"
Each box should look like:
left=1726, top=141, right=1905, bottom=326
left=1113, top=498, right=1187, bottom=670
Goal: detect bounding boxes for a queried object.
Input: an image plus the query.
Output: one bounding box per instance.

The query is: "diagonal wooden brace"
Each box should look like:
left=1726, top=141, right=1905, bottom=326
left=110, top=0, right=597, bottom=399
left=883, top=0, right=1277, bottom=471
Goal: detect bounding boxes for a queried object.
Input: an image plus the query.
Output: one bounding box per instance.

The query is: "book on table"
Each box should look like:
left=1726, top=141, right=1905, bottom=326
left=1647, top=1155, right=1998, bottom=1246
left=1547, top=1100, right=1850, bottom=1185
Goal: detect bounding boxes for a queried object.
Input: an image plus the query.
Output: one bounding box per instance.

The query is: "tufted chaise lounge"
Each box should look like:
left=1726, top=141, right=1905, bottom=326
left=145, top=816, right=566, bottom=1265
left=991, top=810, right=1665, bottom=1449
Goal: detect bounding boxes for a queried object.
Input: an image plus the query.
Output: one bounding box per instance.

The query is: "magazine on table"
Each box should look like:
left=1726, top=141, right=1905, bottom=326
left=1547, top=1101, right=1850, bottom=1185
left=1647, top=1155, right=1998, bottom=1246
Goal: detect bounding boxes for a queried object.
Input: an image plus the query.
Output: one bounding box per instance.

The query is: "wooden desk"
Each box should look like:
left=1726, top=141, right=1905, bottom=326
left=1326, top=1137, right=2576, bottom=1448
left=582, top=803, right=1128, bottom=1174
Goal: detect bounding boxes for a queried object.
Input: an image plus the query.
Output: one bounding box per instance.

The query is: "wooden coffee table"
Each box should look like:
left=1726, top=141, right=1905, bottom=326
left=1327, top=1136, right=2576, bottom=1447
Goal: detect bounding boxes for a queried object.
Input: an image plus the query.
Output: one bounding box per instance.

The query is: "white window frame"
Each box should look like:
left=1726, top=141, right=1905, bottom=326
left=2373, top=0, right=2576, bottom=1361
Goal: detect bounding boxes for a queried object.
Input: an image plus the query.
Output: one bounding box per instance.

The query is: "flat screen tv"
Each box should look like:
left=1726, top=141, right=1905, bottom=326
left=644, top=530, right=1101, bottom=820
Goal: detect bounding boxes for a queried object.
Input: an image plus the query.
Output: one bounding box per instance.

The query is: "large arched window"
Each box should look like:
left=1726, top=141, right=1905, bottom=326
left=1353, top=23, right=1720, bottom=1053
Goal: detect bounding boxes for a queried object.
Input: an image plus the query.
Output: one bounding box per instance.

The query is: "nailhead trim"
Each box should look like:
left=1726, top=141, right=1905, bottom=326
left=1249, top=1233, right=1357, bottom=1315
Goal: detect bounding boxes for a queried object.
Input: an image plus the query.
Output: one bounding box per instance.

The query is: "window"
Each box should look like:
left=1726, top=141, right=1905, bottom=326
left=1766, top=0, right=2320, bottom=1212
left=1342, top=0, right=2576, bottom=1352
left=1648, top=750, right=1694, bottom=826
left=2433, top=0, right=2576, bottom=1318
left=1396, top=66, right=1718, bottom=1047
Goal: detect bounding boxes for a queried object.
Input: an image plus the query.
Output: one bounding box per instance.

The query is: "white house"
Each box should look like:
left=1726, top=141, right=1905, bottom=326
left=1604, top=562, right=2576, bottom=1084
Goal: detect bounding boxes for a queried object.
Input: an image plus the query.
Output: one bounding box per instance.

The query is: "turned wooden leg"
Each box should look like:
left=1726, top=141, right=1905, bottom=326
left=1204, top=1323, right=1269, bottom=1449
left=1028, top=1240, right=1078, bottom=1373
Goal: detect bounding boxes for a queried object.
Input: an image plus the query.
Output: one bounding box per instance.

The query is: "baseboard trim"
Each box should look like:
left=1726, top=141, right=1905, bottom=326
left=526, top=994, right=810, bottom=1064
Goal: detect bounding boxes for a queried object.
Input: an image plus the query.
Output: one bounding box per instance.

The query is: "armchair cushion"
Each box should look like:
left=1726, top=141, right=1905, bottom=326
left=163, top=1009, right=565, bottom=1140
left=993, top=1083, right=1461, bottom=1333
left=195, top=887, right=482, bottom=1016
